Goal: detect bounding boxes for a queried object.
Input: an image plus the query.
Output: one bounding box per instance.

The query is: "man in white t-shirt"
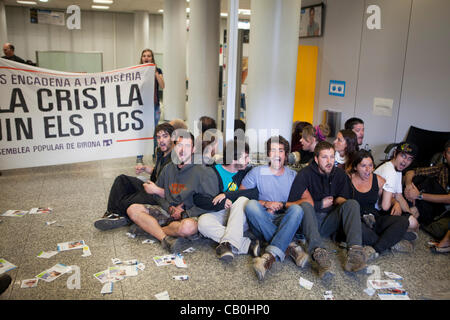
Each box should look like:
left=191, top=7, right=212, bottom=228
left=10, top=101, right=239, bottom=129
left=374, top=142, right=420, bottom=244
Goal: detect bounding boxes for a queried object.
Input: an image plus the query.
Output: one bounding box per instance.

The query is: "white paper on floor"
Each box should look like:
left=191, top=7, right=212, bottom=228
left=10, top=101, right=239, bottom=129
left=21, top=278, right=38, bottom=288
left=299, top=277, right=313, bottom=290
left=155, top=290, right=170, bottom=300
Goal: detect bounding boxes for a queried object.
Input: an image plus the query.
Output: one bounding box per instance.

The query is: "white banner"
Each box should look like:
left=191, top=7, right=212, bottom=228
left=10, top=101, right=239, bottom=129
left=0, top=58, right=155, bottom=170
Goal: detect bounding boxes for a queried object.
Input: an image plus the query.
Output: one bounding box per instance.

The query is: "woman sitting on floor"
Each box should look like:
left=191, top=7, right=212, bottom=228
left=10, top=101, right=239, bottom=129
left=349, top=149, right=416, bottom=254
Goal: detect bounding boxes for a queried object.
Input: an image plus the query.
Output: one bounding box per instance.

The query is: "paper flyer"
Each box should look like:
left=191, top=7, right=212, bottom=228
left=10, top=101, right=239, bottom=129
left=29, top=207, right=53, bottom=214
left=21, top=278, right=38, bottom=288
left=1, top=210, right=28, bottom=217
left=0, top=258, right=17, bottom=274
left=36, top=263, right=71, bottom=282
left=37, top=251, right=59, bottom=259
left=57, top=240, right=86, bottom=251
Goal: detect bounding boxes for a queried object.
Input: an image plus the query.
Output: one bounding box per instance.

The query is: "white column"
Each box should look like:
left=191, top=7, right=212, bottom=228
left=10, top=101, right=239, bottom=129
left=0, top=0, right=7, bottom=47
left=134, top=11, right=150, bottom=61
left=163, top=0, right=187, bottom=121
left=186, top=0, right=220, bottom=131
left=246, top=0, right=301, bottom=151
left=223, top=0, right=239, bottom=142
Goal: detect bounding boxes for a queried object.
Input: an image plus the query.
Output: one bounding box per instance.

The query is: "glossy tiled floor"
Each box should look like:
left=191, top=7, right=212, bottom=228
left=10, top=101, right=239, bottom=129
left=0, top=157, right=449, bottom=300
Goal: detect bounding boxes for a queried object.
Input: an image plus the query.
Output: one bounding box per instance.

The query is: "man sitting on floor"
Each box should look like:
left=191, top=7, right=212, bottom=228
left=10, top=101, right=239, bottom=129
left=195, top=139, right=260, bottom=262
left=241, top=135, right=306, bottom=281
left=94, top=122, right=174, bottom=231
left=126, top=129, right=219, bottom=253
left=287, top=141, right=372, bottom=279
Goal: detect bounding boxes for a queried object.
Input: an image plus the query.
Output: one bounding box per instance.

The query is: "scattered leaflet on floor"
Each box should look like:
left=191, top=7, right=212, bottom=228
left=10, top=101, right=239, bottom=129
left=142, top=239, right=155, bottom=244
left=153, top=254, right=177, bottom=267
left=36, top=263, right=71, bottom=282
left=378, top=293, right=410, bottom=300
left=173, top=275, right=189, bottom=281
left=2, top=210, right=28, bottom=217
left=45, top=221, right=57, bottom=226
left=0, top=258, right=17, bottom=274
left=183, top=247, right=196, bottom=253
left=299, top=277, right=314, bottom=290
left=383, top=271, right=403, bottom=280
left=21, top=279, right=38, bottom=288
left=101, top=282, right=113, bottom=295
left=57, top=240, right=86, bottom=252
left=155, top=290, right=170, bottom=300
left=323, top=290, right=335, bottom=300
left=174, top=254, right=187, bottom=268
left=29, top=207, right=53, bottom=214
left=37, top=251, right=59, bottom=259
left=81, top=245, right=92, bottom=257
left=368, top=279, right=402, bottom=290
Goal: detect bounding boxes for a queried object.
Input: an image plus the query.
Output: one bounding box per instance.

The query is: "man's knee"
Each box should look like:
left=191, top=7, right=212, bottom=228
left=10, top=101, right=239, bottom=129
left=245, top=199, right=262, bottom=218
left=408, top=215, right=419, bottom=230
left=127, top=204, right=146, bottom=221
left=197, top=214, right=213, bottom=235
left=287, top=205, right=304, bottom=222
left=178, top=218, right=198, bottom=237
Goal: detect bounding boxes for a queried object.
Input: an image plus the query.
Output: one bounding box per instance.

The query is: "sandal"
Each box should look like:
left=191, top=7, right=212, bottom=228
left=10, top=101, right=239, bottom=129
left=430, top=246, right=450, bottom=253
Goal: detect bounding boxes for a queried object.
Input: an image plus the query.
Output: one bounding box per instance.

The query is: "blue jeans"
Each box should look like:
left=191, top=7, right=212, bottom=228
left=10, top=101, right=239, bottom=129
left=245, top=200, right=304, bottom=261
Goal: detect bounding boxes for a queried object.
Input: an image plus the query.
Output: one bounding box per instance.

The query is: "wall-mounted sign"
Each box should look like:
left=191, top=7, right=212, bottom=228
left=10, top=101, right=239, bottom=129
left=329, top=80, right=345, bottom=97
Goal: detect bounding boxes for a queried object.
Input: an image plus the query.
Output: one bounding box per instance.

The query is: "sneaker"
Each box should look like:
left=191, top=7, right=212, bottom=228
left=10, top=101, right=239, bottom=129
left=94, top=213, right=130, bottom=231
left=363, top=246, right=379, bottom=263
left=344, top=245, right=367, bottom=272
left=216, top=242, right=234, bottom=262
left=248, top=239, right=261, bottom=257
left=253, top=252, right=275, bottom=281
left=0, top=274, right=12, bottom=295
left=161, top=236, right=190, bottom=253
left=312, top=247, right=334, bottom=279
left=391, top=239, right=414, bottom=253
left=286, top=242, right=309, bottom=268
left=403, top=231, right=418, bottom=242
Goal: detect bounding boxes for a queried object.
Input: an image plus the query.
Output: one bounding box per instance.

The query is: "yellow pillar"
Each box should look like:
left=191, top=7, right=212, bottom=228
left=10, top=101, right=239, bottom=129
left=293, top=45, right=318, bottom=124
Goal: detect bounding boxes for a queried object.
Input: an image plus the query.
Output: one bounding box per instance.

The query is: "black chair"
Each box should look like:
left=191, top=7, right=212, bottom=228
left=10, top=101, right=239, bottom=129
left=383, top=126, right=450, bottom=169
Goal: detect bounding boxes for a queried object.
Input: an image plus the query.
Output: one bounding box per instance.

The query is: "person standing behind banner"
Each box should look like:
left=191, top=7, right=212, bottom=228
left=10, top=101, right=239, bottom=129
left=136, top=49, right=165, bottom=164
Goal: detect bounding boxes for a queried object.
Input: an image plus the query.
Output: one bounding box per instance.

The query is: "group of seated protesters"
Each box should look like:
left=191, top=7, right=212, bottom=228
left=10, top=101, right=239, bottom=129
left=94, top=116, right=450, bottom=281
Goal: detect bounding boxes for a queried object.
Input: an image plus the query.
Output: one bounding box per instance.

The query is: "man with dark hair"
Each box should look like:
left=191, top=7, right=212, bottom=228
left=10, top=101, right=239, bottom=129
left=287, top=141, right=372, bottom=279
left=126, top=130, right=219, bottom=253
left=373, top=142, right=421, bottom=252
left=94, top=122, right=175, bottom=231
left=241, top=136, right=306, bottom=281
left=344, top=117, right=365, bottom=147
left=2, top=43, right=25, bottom=63
left=196, top=139, right=259, bottom=262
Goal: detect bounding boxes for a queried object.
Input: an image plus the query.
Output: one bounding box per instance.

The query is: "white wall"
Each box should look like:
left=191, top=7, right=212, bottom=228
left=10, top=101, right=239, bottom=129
left=396, top=0, right=450, bottom=141
left=309, top=0, right=450, bottom=162
left=4, top=6, right=164, bottom=72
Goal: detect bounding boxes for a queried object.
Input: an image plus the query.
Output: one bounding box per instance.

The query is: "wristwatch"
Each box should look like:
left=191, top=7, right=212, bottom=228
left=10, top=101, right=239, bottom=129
left=417, top=192, right=423, bottom=200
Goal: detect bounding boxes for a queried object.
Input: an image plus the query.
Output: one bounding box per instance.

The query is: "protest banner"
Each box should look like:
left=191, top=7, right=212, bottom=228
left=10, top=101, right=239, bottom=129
left=0, top=58, right=155, bottom=170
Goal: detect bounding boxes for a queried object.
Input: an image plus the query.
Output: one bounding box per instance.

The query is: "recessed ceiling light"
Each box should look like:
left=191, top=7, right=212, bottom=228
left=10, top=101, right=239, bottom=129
left=91, top=5, right=109, bottom=10
left=16, top=1, right=37, bottom=4
left=158, top=9, right=164, bottom=13
left=93, top=0, right=113, bottom=4
left=220, top=13, right=228, bottom=17
left=39, top=0, right=48, bottom=3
